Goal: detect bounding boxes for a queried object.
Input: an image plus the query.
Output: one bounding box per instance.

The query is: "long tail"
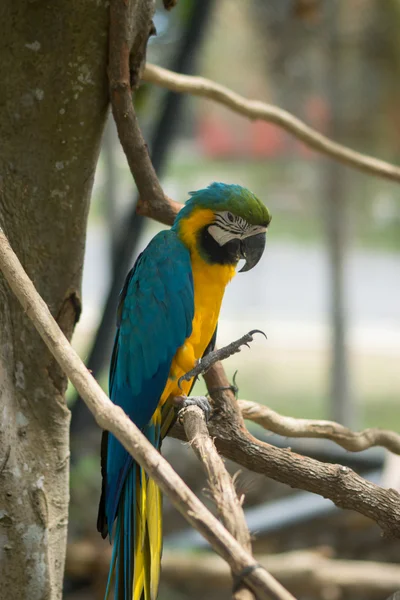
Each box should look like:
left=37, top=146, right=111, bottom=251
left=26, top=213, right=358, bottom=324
left=105, top=413, right=162, bottom=600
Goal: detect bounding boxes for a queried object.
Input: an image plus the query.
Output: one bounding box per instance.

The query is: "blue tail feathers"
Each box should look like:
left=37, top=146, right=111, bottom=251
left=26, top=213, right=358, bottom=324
left=103, top=416, right=162, bottom=600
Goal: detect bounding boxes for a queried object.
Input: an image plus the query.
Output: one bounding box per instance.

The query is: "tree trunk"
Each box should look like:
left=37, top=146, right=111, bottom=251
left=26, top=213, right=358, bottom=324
left=0, top=1, right=109, bottom=597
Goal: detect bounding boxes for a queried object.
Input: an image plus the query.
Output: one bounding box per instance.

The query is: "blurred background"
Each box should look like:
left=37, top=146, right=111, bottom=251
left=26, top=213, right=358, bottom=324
left=66, top=1, right=400, bottom=598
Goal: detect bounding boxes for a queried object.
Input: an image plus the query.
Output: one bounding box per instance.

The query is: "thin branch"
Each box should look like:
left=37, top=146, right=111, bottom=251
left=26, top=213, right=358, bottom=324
left=0, top=228, right=296, bottom=600
left=142, top=63, right=400, bottom=184
left=169, top=362, right=400, bottom=538
left=239, top=399, right=400, bottom=455
left=179, top=405, right=259, bottom=600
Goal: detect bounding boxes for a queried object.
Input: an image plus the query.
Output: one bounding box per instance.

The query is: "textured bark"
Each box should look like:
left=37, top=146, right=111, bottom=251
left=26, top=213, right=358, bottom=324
left=0, top=1, right=109, bottom=598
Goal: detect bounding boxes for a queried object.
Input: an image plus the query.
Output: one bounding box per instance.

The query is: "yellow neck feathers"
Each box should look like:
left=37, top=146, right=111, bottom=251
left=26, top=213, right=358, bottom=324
left=161, top=208, right=236, bottom=400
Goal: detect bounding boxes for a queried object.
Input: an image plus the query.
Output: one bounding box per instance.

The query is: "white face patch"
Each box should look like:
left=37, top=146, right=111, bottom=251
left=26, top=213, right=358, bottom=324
left=208, top=210, right=267, bottom=246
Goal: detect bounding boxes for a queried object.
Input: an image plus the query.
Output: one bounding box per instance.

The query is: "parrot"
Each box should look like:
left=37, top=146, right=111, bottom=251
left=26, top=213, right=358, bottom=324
left=97, top=182, right=271, bottom=600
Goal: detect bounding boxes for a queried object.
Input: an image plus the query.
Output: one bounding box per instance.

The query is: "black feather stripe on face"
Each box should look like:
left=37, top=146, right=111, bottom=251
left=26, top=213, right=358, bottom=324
left=197, top=225, right=241, bottom=265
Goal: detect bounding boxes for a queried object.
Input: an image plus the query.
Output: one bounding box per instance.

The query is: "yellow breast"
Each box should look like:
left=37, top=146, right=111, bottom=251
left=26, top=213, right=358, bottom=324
left=160, top=208, right=236, bottom=403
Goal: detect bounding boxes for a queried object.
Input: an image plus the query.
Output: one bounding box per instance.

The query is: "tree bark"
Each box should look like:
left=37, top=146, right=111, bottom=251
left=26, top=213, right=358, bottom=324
left=0, top=1, right=109, bottom=598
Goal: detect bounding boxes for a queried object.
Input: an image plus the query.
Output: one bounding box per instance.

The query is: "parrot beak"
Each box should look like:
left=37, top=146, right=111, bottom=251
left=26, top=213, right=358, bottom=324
left=239, top=232, right=266, bottom=272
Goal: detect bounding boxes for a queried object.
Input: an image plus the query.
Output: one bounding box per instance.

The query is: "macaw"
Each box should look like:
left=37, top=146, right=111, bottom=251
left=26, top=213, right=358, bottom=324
left=97, top=182, right=271, bottom=600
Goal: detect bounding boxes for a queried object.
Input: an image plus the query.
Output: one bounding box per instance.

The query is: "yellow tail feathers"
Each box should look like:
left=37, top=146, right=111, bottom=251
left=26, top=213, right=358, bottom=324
left=132, top=470, right=162, bottom=600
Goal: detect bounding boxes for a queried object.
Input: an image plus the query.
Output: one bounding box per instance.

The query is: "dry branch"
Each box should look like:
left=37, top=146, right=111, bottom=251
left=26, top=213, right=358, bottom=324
left=179, top=405, right=255, bottom=600
left=142, top=63, right=400, bottom=184
left=0, top=231, right=294, bottom=600
left=170, top=362, right=400, bottom=538
left=239, top=400, right=400, bottom=455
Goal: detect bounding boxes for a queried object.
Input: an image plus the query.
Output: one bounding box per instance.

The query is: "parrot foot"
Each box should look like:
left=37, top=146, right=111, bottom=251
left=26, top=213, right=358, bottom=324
left=178, top=329, right=267, bottom=388
left=172, top=395, right=212, bottom=422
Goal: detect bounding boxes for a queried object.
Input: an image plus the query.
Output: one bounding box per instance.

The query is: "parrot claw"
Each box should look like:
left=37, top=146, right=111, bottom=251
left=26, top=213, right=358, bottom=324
left=173, top=395, right=212, bottom=422
left=178, top=330, right=267, bottom=386
left=178, top=329, right=267, bottom=389
left=248, top=328, right=267, bottom=341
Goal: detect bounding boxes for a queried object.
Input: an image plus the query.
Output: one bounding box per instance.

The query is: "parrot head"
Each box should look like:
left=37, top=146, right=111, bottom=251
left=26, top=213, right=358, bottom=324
left=173, top=182, right=271, bottom=272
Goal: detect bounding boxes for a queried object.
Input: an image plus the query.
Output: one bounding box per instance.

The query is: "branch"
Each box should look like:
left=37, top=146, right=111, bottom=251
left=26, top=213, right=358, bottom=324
left=142, top=63, right=400, bottom=184
left=0, top=230, right=296, bottom=600
left=169, top=362, right=400, bottom=538
left=239, top=399, right=400, bottom=455
left=179, top=405, right=257, bottom=600
left=108, top=0, right=180, bottom=226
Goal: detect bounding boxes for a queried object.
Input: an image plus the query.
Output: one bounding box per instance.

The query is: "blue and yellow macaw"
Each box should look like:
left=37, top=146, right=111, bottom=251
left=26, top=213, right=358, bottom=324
left=97, top=182, right=271, bottom=600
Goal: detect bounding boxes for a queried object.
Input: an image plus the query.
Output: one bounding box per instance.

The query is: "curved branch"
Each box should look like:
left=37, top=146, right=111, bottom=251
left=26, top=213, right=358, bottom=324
left=239, top=399, right=400, bottom=455
left=142, top=63, right=400, bottom=184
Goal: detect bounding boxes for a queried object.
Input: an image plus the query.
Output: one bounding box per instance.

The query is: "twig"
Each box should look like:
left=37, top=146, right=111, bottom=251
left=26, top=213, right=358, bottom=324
left=239, top=400, right=400, bottom=455
left=169, top=362, right=400, bottom=538
left=178, top=329, right=266, bottom=388
left=142, top=63, right=400, bottom=184
left=0, top=229, right=296, bottom=600
left=179, top=405, right=257, bottom=600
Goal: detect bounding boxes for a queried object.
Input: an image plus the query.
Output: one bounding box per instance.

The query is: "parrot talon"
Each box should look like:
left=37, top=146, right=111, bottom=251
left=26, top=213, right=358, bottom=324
left=248, top=328, right=268, bottom=341
left=173, top=395, right=212, bottom=422
left=178, top=330, right=266, bottom=385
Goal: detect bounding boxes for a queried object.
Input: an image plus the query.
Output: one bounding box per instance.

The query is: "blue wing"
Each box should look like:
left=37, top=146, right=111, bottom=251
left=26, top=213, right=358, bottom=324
left=97, top=229, right=194, bottom=537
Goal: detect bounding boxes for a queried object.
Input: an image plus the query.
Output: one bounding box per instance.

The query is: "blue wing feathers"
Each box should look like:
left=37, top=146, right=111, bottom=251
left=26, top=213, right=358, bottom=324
left=100, top=229, right=194, bottom=538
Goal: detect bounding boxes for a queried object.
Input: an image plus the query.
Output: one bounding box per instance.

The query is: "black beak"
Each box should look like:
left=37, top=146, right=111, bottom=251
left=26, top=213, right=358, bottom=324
left=239, top=233, right=266, bottom=272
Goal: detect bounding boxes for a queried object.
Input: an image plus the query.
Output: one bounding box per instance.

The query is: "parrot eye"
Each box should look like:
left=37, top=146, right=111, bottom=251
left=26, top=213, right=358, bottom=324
left=227, top=212, right=234, bottom=222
